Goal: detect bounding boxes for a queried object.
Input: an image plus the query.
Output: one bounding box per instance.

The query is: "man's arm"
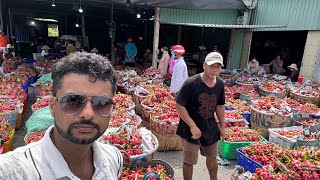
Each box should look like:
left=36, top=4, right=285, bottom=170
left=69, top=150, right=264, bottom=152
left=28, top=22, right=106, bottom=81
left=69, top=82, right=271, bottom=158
left=176, top=103, right=201, bottom=139
left=216, top=105, right=226, bottom=140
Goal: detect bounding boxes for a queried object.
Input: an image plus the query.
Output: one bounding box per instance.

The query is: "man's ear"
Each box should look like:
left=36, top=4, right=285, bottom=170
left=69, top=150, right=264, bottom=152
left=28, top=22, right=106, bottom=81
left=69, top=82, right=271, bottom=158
left=49, top=95, right=56, bottom=117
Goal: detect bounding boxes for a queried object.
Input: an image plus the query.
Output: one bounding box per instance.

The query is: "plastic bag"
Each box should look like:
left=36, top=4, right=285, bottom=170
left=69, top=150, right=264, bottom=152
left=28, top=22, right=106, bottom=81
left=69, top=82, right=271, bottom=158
left=26, top=106, right=54, bottom=133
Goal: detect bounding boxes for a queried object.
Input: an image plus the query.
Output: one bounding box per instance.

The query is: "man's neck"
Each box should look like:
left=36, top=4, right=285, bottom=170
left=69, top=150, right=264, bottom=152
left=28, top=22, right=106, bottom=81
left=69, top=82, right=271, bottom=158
left=201, top=72, right=216, bottom=85
left=51, top=129, right=93, bottom=166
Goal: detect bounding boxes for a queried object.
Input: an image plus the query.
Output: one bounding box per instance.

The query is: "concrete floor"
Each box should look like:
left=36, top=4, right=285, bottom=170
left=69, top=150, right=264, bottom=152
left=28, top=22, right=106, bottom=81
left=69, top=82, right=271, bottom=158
left=13, top=87, right=236, bottom=180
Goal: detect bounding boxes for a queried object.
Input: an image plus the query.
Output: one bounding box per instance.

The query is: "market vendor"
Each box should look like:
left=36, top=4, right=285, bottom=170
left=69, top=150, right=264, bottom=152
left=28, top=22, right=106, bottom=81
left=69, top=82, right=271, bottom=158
left=41, top=45, right=51, bottom=58
left=0, top=52, right=124, bottom=179
left=156, top=47, right=170, bottom=75
left=246, top=57, right=259, bottom=74
left=268, top=55, right=286, bottom=75
left=124, top=37, right=137, bottom=67
left=288, top=63, right=300, bottom=82
left=175, top=51, right=226, bottom=180
left=65, top=40, right=76, bottom=55
left=0, top=30, right=9, bottom=48
left=170, top=45, right=188, bottom=96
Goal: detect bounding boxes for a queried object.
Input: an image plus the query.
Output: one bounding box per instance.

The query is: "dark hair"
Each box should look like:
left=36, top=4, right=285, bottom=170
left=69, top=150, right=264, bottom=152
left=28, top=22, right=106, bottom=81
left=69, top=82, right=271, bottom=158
left=162, top=47, right=168, bottom=51
left=51, top=52, right=117, bottom=96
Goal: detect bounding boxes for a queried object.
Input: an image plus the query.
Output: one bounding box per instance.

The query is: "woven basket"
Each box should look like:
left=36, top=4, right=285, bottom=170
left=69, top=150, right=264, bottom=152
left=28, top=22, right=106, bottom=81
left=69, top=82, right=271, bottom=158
left=293, top=117, right=320, bottom=133
left=250, top=106, right=293, bottom=138
left=141, top=101, right=154, bottom=123
left=239, top=92, right=260, bottom=105
left=24, top=130, right=46, bottom=145
left=295, top=139, right=320, bottom=148
left=236, top=82, right=257, bottom=91
left=258, top=86, right=287, bottom=99
left=134, top=87, right=150, bottom=115
left=129, top=133, right=159, bottom=161
left=290, top=91, right=320, bottom=106
left=150, top=116, right=179, bottom=136
left=123, top=159, right=174, bottom=180
left=152, top=130, right=183, bottom=151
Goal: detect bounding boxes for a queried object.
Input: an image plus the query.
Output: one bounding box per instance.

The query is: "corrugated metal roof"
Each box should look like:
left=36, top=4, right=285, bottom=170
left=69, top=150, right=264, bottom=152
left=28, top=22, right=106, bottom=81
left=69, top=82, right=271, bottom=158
left=160, top=8, right=237, bottom=25
left=251, top=0, right=320, bottom=31
left=104, top=0, right=248, bottom=10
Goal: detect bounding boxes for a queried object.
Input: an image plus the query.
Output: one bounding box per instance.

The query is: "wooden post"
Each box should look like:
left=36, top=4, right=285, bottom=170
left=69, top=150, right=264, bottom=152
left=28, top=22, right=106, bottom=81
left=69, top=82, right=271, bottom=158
left=227, top=29, right=235, bottom=69
left=152, top=7, right=160, bottom=68
left=81, top=13, right=87, bottom=48
left=8, top=8, right=13, bottom=38
left=144, top=22, right=147, bottom=51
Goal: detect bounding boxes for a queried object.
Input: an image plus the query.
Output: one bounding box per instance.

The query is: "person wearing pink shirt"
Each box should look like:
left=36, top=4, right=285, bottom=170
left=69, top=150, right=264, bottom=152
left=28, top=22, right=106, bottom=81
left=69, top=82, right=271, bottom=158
left=156, top=47, right=170, bottom=75
left=169, top=46, right=176, bottom=75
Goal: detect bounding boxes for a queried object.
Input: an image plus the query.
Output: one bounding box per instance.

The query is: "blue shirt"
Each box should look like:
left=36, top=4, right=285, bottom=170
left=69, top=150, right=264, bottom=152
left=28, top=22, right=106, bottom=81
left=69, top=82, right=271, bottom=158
left=125, top=43, right=137, bottom=63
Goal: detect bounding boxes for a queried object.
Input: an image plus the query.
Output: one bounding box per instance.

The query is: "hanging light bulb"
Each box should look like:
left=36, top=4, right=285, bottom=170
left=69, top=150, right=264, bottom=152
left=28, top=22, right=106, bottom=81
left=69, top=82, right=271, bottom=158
left=75, top=23, right=80, bottom=27
left=137, top=13, right=141, bottom=19
left=51, top=0, right=56, bottom=7
left=79, top=0, right=83, bottom=13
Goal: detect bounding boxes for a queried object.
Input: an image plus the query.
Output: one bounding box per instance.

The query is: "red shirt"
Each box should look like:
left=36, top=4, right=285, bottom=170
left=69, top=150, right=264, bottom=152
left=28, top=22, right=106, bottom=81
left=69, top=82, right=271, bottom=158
left=0, top=35, right=9, bottom=47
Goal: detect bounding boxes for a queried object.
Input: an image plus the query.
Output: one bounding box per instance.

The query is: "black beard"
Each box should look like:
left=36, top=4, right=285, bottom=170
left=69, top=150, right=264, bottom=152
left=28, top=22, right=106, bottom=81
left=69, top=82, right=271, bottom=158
left=54, top=119, right=102, bottom=145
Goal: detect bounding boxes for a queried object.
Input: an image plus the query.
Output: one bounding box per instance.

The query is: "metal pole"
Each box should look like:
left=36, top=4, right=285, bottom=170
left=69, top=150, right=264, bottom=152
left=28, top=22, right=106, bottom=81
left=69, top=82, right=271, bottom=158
left=144, top=22, right=147, bottom=51
left=8, top=8, right=13, bottom=37
left=110, top=4, right=115, bottom=64
left=152, top=7, right=160, bottom=68
left=0, top=0, right=3, bottom=30
left=177, top=25, right=182, bottom=44
left=81, top=13, right=87, bottom=48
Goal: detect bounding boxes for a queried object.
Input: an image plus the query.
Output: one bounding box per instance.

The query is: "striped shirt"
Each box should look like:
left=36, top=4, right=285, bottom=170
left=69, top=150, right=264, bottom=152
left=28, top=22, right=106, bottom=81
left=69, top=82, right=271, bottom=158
left=0, top=126, right=123, bottom=180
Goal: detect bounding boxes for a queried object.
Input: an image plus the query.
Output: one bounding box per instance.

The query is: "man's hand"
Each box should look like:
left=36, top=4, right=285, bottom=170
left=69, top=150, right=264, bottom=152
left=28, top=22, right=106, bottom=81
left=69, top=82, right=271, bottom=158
left=220, top=128, right=226, bottom=141
left=190, top=125, right=201, bottom=139
left=171, top=92, right=176, bottom=97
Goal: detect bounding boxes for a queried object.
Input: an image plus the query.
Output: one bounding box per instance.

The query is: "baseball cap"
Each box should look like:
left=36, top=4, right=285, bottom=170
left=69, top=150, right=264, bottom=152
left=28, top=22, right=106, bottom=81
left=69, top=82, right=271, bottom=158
left=204, top=52, right=224, bottom=67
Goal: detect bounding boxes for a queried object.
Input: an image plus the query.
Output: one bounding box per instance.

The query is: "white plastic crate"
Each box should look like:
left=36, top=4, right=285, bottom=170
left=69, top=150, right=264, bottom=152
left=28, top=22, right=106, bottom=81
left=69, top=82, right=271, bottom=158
left=268, top=126, right=303, bottom=149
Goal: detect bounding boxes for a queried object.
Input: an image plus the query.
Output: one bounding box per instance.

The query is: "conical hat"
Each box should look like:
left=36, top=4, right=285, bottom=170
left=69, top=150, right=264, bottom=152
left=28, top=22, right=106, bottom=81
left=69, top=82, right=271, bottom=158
left=6, top=44, right=14, bottom=48
left=41, top=45, right=51, bottom=50
left=91, top=48, right=99, bottom=53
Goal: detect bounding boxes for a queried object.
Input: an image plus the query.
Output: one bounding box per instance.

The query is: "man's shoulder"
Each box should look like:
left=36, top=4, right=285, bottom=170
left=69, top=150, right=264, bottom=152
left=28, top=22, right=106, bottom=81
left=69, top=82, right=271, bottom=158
left=0, top=144, right=40, bottom=179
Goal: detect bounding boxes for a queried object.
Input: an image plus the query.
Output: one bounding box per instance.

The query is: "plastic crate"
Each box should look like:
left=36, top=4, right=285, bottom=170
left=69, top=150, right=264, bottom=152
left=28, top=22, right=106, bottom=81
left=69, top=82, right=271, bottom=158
left=241, top=113, right=251, bottom=124
left=218, top=136, right=267, bottom=160
left=268, top=126, right=302, bottom=149
left=3, top=129, right=15, bottom=153
left=27, top=76, right=37, bottom=86
left=236, top=147, right=263, bottom=173
left=21, top=84, right=29, bottom=94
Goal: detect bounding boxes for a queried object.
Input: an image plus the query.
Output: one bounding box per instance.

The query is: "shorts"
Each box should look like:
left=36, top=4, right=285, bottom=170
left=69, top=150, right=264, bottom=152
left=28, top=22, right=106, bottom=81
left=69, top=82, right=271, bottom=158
left=181, top=138, right=218, bottom=165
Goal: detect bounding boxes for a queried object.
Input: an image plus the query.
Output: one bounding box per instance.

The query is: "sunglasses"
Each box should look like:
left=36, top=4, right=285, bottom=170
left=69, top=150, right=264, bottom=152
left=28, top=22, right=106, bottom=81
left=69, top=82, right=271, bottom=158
left=55, top=94, right=115, bottom=116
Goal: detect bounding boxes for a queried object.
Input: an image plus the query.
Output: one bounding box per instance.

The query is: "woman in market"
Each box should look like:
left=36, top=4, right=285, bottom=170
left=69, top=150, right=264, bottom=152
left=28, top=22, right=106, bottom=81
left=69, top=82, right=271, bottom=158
left=156, top=47, right=170, bottom=76
left=65, top=40, right=76, bottom=55
left=168, top=46, right=176, bottom=76
left=268, top=55, right=286, bottom=75
left=246, top=57, right=259, bottom=74
left=287, top=63, right=300, bottom=82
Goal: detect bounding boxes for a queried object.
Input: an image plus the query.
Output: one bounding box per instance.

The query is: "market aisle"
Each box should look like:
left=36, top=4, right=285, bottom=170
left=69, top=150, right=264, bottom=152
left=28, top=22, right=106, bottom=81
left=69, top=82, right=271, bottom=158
left=13, top=87, right=235, bottom=179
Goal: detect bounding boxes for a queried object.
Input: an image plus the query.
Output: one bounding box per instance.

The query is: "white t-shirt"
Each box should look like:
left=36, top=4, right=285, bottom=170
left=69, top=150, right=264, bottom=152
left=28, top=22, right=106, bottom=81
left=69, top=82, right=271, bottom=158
left=0, top=126, right=123, bottom=180
left=170, top=57, right=189, bottom=93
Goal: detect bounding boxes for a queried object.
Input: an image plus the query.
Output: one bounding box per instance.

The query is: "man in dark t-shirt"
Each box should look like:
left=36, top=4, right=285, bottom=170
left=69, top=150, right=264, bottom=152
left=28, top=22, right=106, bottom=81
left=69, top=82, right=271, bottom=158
left=175, top=52, right=226, bottom=180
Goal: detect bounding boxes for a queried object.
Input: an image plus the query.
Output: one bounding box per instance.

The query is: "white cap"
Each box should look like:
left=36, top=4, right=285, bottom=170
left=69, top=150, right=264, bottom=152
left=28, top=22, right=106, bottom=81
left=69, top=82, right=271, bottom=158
left=204, top=52, right=224, bottom=67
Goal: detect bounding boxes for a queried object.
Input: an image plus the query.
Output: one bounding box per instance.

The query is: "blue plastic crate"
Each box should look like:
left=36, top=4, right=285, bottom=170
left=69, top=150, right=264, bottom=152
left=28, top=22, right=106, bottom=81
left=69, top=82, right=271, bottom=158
left=21, top=84, right=28, bottom=94
left=241, top=113, right=251, bottom=124
left=27, top=76, right=37, bottom=85
left=236, top=148, right=262, bottom=173
left=225, top=106, right=233, bottom=110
